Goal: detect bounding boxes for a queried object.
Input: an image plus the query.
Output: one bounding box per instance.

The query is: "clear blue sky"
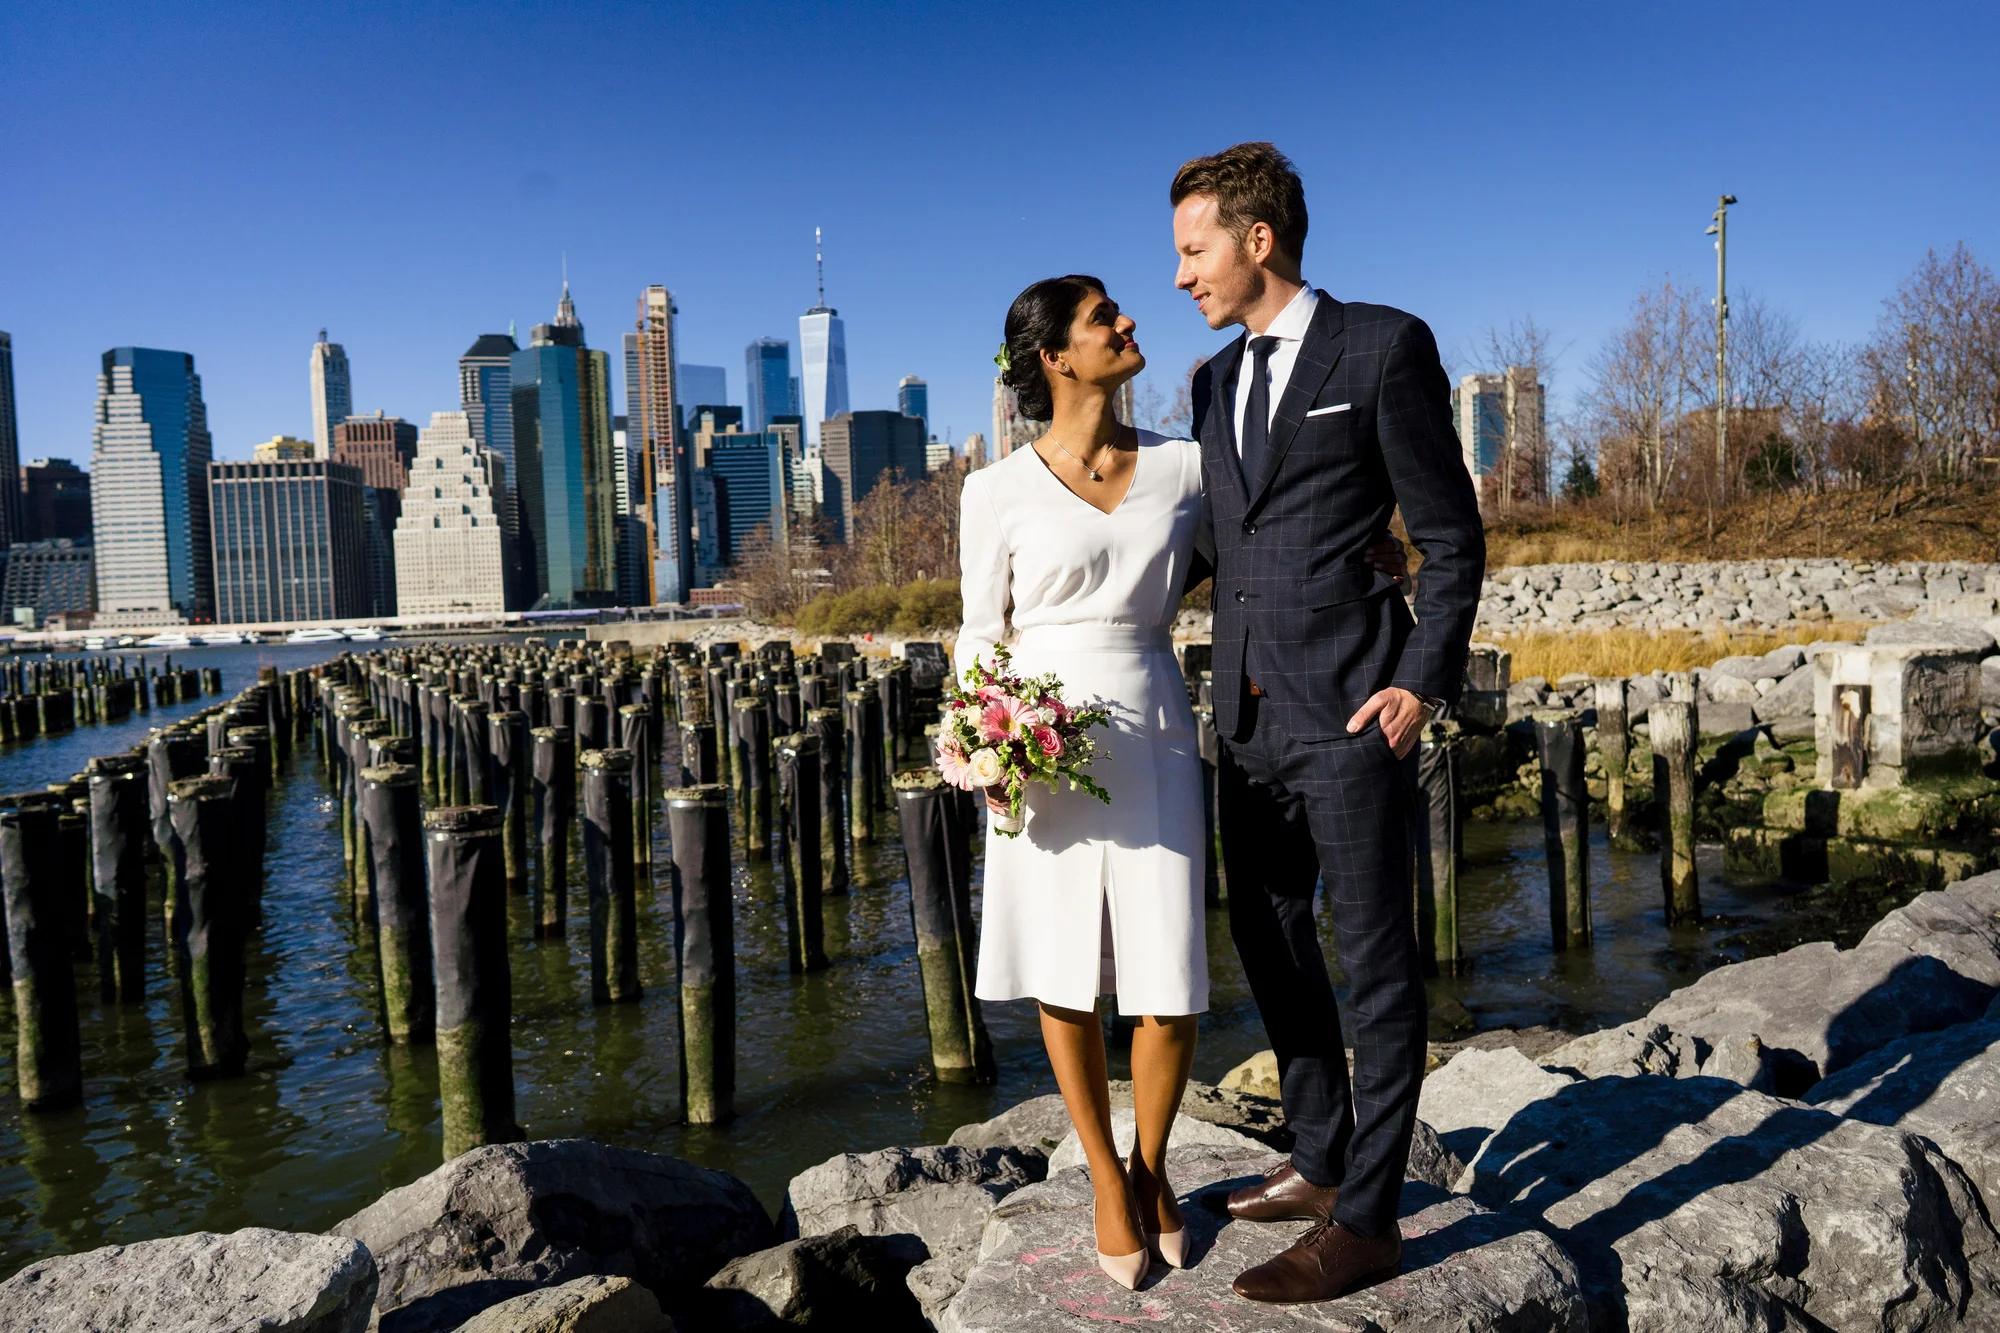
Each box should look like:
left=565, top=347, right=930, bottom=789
left=3, top=2, right=1995, bottom=463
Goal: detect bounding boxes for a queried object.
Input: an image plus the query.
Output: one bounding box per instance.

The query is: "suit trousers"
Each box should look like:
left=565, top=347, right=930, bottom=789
left=1219, top=690, right=1426, bottom=1238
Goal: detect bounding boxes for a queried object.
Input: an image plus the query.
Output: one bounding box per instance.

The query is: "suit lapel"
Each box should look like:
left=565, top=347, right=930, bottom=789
left=1247, top=293, right=1346, bottom=513
left=1201, top=334, right=1249, bottom=506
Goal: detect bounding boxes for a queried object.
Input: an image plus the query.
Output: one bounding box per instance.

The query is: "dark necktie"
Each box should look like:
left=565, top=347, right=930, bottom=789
left=1239, top=335, right=1280, bottom=497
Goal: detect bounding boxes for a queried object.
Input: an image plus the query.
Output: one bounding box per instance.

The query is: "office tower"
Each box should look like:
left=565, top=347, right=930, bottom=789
left=208, top=458, right=368, bottom=623
left=510, top=284, right=618, bottom=609
left=768, top=414, right=815, bottom=527
left=252, top=436, right=316, bottom=462
left=677, top=365, right=726, bottom=425
left=332, top=412, right=417, bottom=618
left=898, top=375, right=929, bottom=433
left=630, top=285, right=684, bottom=603
left=925, top=438, right=952, bottom=475
left=1453, top=368, right=1545, bottom=499
left=459, top=332, right=522, bottom=603
left=688, top=405, right=745, bottom=470
left=90, top=347, right=214, bottom=625
left=0, top=333, right=22, bottom=548
left=962, top=431, right=988, bottom=470
left=816, top=410, right=926, bottom=543
left=689, top=413, right=786, bottom=574
left=799, top=228, right=849, bottom=448
left=394, top=411, right=508, bottom=615
left=20, top=458, right=92, bottom=542
left=745, top=338, right=792, bottom=432
left=992, top=379, right=1036, bottom=460
left=309, top=330, right=352, bottom=459
left=2, top=539, right=93, bottom=625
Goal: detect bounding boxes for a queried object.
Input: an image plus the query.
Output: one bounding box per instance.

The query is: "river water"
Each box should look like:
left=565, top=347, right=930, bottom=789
left=0, top=641, right=1793, bottom=1279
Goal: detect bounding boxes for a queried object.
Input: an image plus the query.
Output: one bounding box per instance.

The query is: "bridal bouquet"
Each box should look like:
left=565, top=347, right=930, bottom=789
left=936, top=647, right=1111, bottom=836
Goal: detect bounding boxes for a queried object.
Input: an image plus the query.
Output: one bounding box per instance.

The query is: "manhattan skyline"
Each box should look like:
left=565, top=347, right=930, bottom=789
left=2, top=3, right=1996, bottom=465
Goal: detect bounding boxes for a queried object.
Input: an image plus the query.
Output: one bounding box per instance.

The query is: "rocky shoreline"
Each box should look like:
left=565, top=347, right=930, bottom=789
left=8, top=869, right=1997, bottom=1331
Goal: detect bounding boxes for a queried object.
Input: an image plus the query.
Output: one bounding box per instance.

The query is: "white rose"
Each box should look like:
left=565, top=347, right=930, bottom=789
left=966, top=747, right=1006, bottom=787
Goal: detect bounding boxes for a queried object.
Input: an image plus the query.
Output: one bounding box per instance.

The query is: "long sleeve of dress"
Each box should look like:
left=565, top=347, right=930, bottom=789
left=953, top=470, right=1011, bottom=686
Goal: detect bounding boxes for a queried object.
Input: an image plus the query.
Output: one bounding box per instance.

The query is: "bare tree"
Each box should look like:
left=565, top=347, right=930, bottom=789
left=1581, top=280, right=1706, bottom=512
left=1481, top=316, right=1559, bottom=510
left=1859, top=243, right=2000, bottom=489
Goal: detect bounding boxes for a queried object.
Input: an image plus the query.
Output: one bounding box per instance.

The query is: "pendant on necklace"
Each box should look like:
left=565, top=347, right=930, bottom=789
left=1087, top=469, right=1102, bottom=481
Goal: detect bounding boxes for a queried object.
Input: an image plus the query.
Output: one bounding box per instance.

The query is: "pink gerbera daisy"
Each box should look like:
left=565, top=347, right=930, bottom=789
left=936, top=741, right=973, bottom=789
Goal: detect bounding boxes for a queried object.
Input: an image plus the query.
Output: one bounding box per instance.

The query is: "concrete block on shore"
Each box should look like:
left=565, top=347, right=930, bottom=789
left=0, top=1227, right=376, bottom=1333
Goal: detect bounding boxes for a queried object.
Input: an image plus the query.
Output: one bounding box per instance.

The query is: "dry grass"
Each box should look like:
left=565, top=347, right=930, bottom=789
left=1481, top=482, right=2000, bottom=569
left=1493, top=621, right=1879, bottom=682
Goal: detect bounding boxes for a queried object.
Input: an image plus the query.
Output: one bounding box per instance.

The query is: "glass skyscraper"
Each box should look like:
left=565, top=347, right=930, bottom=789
left=460, top=333, right=522, bottom=603
left=744, top=338, right=792, bottom=432
left=310, top=331, right=352, bottom=460
left=91, top=347, right=214, bottom=624
left=898, top=375, right=928, bottom=433
left=0, top=333, right=22, bottom=548
left=510, top=286, right=617, bottom=610
left=800, top=229, right=849, bottom=448
left=678, top=364, right=727, bottom=424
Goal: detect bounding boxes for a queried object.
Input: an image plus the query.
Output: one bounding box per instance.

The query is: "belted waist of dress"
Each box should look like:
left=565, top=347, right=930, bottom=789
left=1015, top=623, right=1173, bottom=654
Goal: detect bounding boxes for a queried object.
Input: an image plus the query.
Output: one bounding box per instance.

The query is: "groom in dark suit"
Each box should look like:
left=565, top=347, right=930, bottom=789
left=1176, top=142, right=1485, bottom=1302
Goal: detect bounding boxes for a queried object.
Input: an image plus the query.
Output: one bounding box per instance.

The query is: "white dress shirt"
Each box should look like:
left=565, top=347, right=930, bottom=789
left=1230, top=283, right=1318, bottom=458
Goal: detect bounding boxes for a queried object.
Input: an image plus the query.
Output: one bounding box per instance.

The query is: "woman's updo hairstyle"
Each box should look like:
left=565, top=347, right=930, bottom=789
left=1000, top=274, right=1105, bottom=422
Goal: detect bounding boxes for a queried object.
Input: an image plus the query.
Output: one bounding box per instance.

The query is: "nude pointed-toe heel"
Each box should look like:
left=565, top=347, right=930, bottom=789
left=1095, top=1199, right=1149, bottom=1290
left=1150, top=1226, right=1187, bottom=1269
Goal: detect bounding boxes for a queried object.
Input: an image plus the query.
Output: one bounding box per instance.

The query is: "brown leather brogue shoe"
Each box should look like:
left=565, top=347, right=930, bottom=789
left=1213, top=1161, right=1341, bottom=1222
left=1232, top=1218, right=1402, bottom=1304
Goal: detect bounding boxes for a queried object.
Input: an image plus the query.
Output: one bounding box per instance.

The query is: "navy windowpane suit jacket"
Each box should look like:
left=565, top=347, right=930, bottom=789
left=1193, top=293, right=1485, bottom=741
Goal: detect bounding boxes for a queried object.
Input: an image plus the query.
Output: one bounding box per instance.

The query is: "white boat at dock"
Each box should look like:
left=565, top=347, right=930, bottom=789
left=138, top=633, right=193, bottom=649
left=198, top=632, right=249, bottom=646
left=286, top=627, right=348, bottom=644
left=343, top=627, right=385, bottom=642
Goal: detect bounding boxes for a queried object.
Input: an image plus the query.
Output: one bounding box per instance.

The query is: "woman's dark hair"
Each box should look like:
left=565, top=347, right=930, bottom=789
left=1000, top=274, right=1104, bottom=422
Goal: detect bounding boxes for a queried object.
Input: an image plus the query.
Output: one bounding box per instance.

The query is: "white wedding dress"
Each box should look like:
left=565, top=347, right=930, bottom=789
left=954, top=430, right=1209, bottom=1016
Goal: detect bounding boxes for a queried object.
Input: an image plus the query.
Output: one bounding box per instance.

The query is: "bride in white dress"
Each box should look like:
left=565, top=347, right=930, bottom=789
left=954, top=275, right=1206, bottom=1288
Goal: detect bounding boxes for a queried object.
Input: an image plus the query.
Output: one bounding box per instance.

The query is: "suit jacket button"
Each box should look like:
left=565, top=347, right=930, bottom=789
left=1234, top=590, right=1245, bottom=603
left=1242, top=522, right=1256, bottom=535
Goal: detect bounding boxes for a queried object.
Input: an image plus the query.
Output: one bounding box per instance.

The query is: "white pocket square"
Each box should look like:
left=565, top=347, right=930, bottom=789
left=1306, top=403, right=1352, bottom=417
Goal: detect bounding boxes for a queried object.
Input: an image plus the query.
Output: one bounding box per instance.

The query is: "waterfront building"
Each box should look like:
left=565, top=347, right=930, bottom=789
left=0, top=333, right=23, bottom=548
left=510, top=285, right=618, bottom=609
left=20, top=457, right=92, bottom=542
left=1453, top=367, right=1545, bottom=500
left=2, top=539, right=94, bottom=625
left=991, top=378, right=1037, bottom=459
left=629, top=286, right=685, bottom=603
left=799, top=229, right=849, bottom=448
left=251, top=436, right=316, bottom=462
left=332, top=412, right=417, bottom=618
left=208, top=458, right=368, bottom=624
left=816, top=410, right=926, bottom=543
left=309, top=331, right=352, bottom=459
left=90, top=347, right=214, bottom=625
left=745, top=338, right=792, bottom=433
left=394, top=411, right=507, bottom=615
left=460, top=332, right=524, bottom=605
left=898, top=375, right=928, bottom=433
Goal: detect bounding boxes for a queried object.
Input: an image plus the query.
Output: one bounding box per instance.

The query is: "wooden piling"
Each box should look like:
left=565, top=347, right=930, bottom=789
left=425, top=805, right=522, bottom=1160
left=776, top=734, right=827, bottom=972
left=488, top=710, right=529, bottom=893
left=169, top=775, right=248, bottom=1079
left=530, top=726, right=574, bottom=936
left=582, top=749, right=641, bottom=1004
left=1650, top=700, right=1701, bottom=926
left=893, top=771, right=995, bottom=1084
left=1535, top=710, right=1591, bottom=950
left=668, top=784, right=734, bottom=1125
left=1595, top=678, right=1631, bottom=847
left=88, top=755, right=150, bottom=1003
left=1, top=798, right=83, bottom=1108
left=362, top=764, right=433, bottom=1043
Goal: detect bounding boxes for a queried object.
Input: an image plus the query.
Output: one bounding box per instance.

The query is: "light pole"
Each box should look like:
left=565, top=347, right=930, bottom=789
left=1705, top=195, right=1737, bottom=504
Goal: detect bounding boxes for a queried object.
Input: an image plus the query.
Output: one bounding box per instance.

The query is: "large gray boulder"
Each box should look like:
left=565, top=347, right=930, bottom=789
left=1540, top=1020, right=1784, bottom=1091
left=944, top=1143, right=1587, bottom=1332
left=332, top=1140, right=773, bottom=1333
left=1804, top=1015, right=2000, bottom=1216
left=0, top=1227, right=376, bottom=1333
left=1415, top=1046, right=1579, bottom=1169
left=779, top=1144, right=1044, bottom=1324
left=702, top=1226, right=928, bottom=1330
left=948, top=1080, right=1290, bottom=1154
left=947, top=1096, right=1070, bottom=1154
left=1751, top=663, right=1814, bottom=721
left=450, top=1275, right=671, bottom=1332
left=1460, top=1074, right=2000, bottom=1330
left=1045, top=1107, right=1265, bottom=1173
left=1858, top=872, right=2000, bottom=989
left=1868, top=619, right=1999, bottom=656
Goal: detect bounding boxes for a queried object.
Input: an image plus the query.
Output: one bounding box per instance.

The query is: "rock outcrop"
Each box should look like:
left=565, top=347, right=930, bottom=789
left=1044, top=1106, right=1265, bottom=1173
left=945, top=1143, right=1588, bottom=1332
left=450, top=1275, right=672, bottom=1333
left=331, top=1139, right=772, bottom=1333
left=0, top=1227, right=377, bottom=1333
left=703, top=1226, right=928, bottom=1330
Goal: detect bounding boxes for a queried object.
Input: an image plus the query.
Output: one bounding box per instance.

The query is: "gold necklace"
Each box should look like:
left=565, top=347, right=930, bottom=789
left=1049, top=427, right=1120, bottom=482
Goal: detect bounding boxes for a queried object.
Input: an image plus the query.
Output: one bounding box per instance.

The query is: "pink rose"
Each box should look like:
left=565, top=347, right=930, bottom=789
left=1033, top=726, right=1063, bottom=758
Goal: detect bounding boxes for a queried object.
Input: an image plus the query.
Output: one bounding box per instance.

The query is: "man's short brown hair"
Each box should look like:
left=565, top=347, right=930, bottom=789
left=1170, top=142, right=1308, bottom=264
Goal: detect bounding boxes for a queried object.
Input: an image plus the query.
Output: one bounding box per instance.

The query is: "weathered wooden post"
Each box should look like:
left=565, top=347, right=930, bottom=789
left=362, top=763, right=433, bottom=1043
left=206, top=745, right=267, bottom=927
left=51, top=790, right=92, bottom=963
left=806, top=708, right=850, bottom=894
left=489, top=710, right=529, bottom=893
left=148, top=729, right=204, bottom=970
left=678, top=718, right=717, bottom=787
left=669, top=784, right=734, bottom=1124
left=1650, top=700, right=1701, bottom=926
left=619, top=703, right=652, bottom=870
left=88, top=755, right=150, bottom=1002
left=706, top=667, right=732, bottom=788
left=776, top=734, right=827, bottom=972
left=576, top=696, right=608, bottom=758
left=582, top=749, right=641, bottom=1004
left=458, top=699, right=492, bottom=807
left=531, top=726, right=575, bottom=936
left=1595, top=677, right=1631, bottom=847
left=1413, top=719, right=1461, bottom=976
left=1535, top=710, right=1591, bottom=951
left=425, top=806, right=521, bottom=1159
left=844, top=691, right=876, bottom=844
left=733, top=695, right=773, bottom=857
left=170, top=775, right=249, bottom=1079
left=893, top=771, right=995, bottom=1083
left=2, top=798, right=83, bottom=1108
